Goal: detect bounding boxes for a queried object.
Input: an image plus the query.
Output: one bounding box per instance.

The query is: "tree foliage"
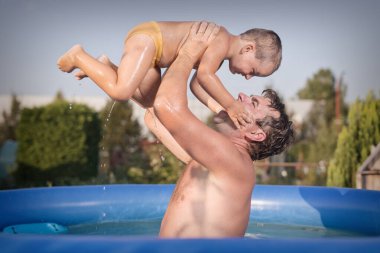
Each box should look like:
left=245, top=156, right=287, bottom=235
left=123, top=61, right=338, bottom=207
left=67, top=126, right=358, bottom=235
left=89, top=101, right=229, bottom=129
left=298, top=70, right=334, bottom=125
left=98, top=99, right=185, bottom=184
left=0, top=95, right=21, bottom=146
left=327, top=91, right=380, bottom=187
left=14, top=95, right=101, bottom=187
left=98, top=100, right=150, bottom=183
left=290, top=69, right=348, bottom=162
left=286, top=69, right=348, bottom=185
left=144, top=141, right=185, bottom=184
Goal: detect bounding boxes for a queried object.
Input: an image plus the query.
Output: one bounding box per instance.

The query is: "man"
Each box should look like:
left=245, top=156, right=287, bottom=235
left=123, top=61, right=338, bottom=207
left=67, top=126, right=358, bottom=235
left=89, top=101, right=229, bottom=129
left=153, top=22, right=293, bottom=237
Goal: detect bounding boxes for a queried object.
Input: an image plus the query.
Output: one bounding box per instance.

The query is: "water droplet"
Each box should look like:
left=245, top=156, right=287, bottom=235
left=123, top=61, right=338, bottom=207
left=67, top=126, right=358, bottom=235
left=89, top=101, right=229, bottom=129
left=69, top=104, right=72, bottom=110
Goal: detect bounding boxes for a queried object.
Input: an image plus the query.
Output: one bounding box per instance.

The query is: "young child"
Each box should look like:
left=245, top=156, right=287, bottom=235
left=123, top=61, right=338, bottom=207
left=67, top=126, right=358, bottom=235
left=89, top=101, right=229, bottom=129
left=57, top=21, right=282, bottom=129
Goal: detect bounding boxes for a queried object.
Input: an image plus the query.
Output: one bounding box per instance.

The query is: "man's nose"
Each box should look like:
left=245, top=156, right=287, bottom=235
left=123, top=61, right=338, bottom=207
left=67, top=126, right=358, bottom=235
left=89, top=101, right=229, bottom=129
left=238, top=93, right=248, bottom=101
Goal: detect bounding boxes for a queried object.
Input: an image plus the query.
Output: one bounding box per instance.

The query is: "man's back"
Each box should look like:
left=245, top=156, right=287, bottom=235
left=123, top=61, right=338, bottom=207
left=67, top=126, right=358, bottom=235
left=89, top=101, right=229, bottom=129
left=159, top=160, right=255, bottom=237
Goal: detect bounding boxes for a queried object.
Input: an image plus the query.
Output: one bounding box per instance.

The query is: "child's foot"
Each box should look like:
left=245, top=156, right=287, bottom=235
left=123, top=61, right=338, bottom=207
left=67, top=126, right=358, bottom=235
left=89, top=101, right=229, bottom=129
left=57, top=44, right=83, bottom=73
left=74, top=54, right=110, bottom=80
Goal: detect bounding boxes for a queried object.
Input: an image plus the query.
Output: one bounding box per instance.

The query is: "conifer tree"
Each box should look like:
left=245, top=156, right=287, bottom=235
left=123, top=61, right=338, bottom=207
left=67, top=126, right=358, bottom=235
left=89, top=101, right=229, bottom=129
left=327, top=91, right=380, bottom=187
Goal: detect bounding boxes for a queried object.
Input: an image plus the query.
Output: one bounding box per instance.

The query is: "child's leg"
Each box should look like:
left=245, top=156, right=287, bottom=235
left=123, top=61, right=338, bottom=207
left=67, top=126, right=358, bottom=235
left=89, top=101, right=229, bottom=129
left=131, top=66, right=161, bottom=108
left=75, top=54, right=117, bottom=80
left=57, top=35, right=156, bottom=101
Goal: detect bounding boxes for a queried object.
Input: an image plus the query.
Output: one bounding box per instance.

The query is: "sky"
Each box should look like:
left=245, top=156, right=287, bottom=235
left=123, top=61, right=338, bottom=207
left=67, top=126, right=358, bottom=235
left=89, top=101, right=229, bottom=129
left=0, top=0, right=379, bottom=103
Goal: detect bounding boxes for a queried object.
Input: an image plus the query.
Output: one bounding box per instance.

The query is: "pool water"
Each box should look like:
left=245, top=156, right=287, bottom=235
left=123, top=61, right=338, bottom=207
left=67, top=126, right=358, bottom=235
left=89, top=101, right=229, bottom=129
left=244, top=222, right=365, bottom=238
left=68, top=220, right=162, bottom=236
left=67, top=220, right=366, bottom=238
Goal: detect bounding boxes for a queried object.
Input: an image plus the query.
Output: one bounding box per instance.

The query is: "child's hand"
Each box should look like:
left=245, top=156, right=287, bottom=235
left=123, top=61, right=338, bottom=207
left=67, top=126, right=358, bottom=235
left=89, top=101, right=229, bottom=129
left=226, top=101, right=252, bottom=129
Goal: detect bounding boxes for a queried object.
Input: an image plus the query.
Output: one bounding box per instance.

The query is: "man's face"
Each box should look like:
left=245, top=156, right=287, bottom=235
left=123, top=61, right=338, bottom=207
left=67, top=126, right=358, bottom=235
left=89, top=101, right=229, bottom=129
left=239, top=93, right=280, bottom=122
left=214, top=92, right=279, bottom=131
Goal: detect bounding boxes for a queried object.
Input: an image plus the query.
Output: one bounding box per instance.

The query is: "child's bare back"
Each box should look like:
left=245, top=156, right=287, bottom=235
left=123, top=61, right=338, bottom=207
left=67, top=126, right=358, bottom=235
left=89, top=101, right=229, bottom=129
left=127, top=21, right=229, bottom=68
left=155, top=22, right=195, bottom=67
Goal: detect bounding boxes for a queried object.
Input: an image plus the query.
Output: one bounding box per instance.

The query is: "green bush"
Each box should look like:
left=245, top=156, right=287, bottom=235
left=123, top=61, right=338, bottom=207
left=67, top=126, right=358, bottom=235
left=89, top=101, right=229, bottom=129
left=14, top=100, right=100, bottom=187
left=327, top=91, right=380, bottom=187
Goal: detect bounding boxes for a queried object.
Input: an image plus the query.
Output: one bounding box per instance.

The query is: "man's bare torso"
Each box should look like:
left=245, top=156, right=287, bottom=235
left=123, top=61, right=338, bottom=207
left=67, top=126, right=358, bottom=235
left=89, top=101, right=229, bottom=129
left=159, top=160, right=255, bottom=237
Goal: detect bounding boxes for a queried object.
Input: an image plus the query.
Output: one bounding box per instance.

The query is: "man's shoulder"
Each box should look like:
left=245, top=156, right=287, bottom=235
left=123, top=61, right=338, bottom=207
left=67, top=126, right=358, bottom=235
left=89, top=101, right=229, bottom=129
left=206, top=147, right=254, bottom=179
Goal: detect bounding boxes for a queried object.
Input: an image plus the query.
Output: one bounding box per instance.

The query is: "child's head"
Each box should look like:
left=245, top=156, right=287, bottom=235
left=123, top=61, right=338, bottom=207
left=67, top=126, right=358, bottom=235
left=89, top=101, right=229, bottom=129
left=229, top=28, right=282, bottom=80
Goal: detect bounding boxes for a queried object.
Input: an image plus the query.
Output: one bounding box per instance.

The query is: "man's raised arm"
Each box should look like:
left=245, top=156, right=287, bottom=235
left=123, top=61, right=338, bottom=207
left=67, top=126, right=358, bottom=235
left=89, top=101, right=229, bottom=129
left=153, top=22, right=243, bottom=169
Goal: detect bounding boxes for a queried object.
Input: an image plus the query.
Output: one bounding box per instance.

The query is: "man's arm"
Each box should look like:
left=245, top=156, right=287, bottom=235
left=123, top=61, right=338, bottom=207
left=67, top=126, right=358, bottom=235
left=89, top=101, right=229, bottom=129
left=144, top=108, right=191, bottom=164
left=153, top=22, right=243, bottom=175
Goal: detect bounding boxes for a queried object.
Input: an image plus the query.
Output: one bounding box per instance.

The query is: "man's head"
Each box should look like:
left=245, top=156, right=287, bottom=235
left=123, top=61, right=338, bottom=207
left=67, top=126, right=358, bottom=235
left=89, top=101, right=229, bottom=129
left=214, top=89, right=293, bottom=160
left=228, top=29, right=282, bottom=80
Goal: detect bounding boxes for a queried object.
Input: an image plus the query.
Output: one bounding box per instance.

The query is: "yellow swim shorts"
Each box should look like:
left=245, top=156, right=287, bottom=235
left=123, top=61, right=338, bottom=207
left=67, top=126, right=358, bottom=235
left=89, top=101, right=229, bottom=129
left=125, top=21, right=163, bottom=66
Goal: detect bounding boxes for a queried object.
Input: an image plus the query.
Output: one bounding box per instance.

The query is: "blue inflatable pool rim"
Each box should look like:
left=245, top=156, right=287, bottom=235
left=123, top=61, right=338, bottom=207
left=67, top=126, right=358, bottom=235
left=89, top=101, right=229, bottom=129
left=1, top=184, right=379, bottom=253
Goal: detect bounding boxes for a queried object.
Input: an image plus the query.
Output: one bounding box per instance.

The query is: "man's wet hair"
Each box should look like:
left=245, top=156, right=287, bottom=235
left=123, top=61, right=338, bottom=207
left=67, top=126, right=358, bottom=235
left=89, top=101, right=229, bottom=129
left=249, top=89, right=294, bottom=160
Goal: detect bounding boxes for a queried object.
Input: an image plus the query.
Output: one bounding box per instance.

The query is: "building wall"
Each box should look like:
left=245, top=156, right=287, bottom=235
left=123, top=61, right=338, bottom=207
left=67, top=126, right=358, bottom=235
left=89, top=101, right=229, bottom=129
left=356, top=144, right=380, bottom=190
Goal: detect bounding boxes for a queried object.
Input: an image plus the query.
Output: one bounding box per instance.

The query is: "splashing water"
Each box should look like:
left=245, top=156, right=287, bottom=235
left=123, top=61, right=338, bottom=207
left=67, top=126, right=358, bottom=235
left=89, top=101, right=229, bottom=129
left=155, top=140, right=165, bottom=162
left=102, top=101, right=116, bottom=129
left=107, top=102, right=116, bottom=120
left=146, top=110, right=165, bottom=162
left=160, top=152, right=165, bottom=162
left=100, top=101, right=117, bottom=173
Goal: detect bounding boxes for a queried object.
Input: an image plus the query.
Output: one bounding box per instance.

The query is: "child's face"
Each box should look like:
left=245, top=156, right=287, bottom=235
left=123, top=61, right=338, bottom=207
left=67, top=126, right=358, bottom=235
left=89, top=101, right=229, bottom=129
left=229, top=50, right=274, bottom=80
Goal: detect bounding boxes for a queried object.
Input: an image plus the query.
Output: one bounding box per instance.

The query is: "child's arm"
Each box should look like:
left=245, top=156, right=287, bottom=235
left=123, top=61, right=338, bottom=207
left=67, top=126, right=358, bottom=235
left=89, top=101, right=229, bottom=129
left=190, top=72, right=223, bottom=114
left=196, top=32, right=251, bottom=128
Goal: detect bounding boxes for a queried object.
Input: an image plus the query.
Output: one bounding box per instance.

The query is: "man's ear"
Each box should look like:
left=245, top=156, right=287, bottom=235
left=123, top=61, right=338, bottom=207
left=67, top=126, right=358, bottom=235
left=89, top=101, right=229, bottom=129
left=241, top=42, right=256, bottom=54
left=244, top=128, right=266, bottom=142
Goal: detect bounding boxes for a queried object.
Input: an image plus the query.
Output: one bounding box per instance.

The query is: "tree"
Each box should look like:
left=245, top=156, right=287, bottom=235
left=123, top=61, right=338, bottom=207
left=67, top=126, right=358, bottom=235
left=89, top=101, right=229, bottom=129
left=144, top=141, right=185, bottom=184
left=286, top=69, right=348, bottom=185
left=99, top=100, right=150, bottom=183
left=0, top=94, right=21, bottom=146
left=296, top=69, right=347, bottom=161
left=14, top=93, right=101, bottom=187
left=327, top=91, right=380, bottom=187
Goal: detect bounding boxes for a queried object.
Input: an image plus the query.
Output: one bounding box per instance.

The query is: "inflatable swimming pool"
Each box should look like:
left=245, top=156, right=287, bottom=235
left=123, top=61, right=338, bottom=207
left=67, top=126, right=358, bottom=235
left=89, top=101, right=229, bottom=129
left=1, top=184, right=379, bottom=253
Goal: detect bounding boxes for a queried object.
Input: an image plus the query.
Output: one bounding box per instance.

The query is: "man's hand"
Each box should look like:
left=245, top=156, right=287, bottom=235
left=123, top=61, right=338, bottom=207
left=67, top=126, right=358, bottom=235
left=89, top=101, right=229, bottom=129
left=226, top=100, right=252, bottom=129
left=178, top=21, right=220, bottom=64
